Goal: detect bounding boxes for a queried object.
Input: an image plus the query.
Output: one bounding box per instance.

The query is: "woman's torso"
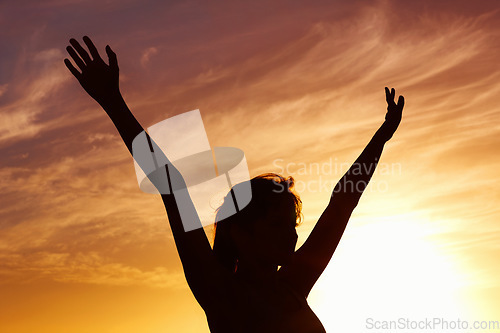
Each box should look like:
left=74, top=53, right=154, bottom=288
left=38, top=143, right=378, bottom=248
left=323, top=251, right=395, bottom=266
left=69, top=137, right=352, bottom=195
left=206, top=275, right=326, bottom=333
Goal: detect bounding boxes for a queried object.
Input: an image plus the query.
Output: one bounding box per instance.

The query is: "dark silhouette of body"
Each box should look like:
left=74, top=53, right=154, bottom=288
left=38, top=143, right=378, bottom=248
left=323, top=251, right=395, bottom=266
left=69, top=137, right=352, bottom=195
left=64, top=36, right=404, bottom=333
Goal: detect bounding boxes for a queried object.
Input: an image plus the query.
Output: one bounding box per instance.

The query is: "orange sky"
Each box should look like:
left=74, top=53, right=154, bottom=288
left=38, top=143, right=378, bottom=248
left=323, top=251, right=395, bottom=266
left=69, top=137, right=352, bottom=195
left=1, top=0, right=500, bottom=332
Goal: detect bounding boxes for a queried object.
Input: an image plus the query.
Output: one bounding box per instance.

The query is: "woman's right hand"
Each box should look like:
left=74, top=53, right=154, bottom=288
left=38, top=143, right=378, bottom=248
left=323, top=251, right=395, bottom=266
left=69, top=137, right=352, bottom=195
left=64, top=36, right=120, bottom=107
left=378, top=87, right=404, bottom=142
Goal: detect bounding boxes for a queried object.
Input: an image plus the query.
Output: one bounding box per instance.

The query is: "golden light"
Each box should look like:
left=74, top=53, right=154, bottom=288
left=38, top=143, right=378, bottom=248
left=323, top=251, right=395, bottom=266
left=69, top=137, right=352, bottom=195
left=308, top=213, right=472, bottom=332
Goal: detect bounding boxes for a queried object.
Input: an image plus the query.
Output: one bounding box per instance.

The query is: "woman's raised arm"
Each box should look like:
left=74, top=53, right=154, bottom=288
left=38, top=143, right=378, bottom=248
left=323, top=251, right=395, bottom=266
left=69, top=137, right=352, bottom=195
left=281, top=87, right=405, bottom=297
left=64, top=36, right=226, bottom=309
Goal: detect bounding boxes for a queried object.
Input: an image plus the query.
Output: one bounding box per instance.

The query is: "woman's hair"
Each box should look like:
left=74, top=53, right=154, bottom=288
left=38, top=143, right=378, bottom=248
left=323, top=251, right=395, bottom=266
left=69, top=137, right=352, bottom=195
left=212, top=173, right=302, bottom=272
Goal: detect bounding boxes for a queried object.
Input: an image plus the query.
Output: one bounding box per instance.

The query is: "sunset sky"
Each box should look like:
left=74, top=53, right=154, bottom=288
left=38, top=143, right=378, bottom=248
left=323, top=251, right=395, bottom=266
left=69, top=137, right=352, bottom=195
left=1, top=0, right=500, bottom=332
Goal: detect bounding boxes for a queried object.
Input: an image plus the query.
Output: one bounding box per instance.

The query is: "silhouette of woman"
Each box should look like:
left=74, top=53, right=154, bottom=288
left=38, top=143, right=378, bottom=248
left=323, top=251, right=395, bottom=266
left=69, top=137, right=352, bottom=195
left=64, top=36, right=404, bottom=333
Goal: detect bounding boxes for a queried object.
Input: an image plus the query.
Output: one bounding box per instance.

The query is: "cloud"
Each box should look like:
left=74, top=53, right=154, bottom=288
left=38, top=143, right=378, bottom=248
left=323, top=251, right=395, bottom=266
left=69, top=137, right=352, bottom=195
left=0, top=84, right=8, bottom=97
left=140, top=46, right=159, bottom=67
left=0, top=48, right=71, bottom=144
left=0, top=251, right=184, bottom=288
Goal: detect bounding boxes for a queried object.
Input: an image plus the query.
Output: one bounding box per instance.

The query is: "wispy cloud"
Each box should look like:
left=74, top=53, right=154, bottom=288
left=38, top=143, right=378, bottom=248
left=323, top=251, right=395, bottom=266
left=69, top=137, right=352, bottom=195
left=140, top=46, right=158, bottom=67
left=0, top=251, right=184, bottom=288
left=0, top=48, right=70, bottom=143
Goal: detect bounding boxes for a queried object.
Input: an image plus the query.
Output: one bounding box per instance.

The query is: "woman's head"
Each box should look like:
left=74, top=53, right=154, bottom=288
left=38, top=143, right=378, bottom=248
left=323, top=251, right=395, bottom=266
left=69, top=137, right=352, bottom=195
left=213, top=173, right=302, bottom=272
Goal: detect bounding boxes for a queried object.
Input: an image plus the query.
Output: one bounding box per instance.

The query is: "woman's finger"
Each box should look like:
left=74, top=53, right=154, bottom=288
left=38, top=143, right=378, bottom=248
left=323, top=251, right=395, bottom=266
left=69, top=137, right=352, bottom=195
left=70, top=38, right=92, bottom=64
left=83, top=36, right=102, bottom=61
left=385, top=87, right=392, bottom=104
left=64, top=58, right=82, bottom=79
left=106, top=45, right=118, bottom=70
left=397, top=95, right=405, bottom=109
left=66, top=46, right=86, bottom=71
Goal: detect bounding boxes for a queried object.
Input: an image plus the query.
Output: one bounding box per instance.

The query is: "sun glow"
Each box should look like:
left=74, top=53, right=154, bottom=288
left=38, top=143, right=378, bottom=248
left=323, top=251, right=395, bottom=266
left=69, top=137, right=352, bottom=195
left=308, top=213, right=471, bottom=332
